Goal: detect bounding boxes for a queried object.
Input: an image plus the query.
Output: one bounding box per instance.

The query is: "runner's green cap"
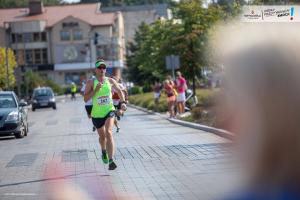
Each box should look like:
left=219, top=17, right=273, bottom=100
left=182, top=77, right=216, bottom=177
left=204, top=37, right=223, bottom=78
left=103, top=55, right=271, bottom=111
left=95, top=60, right=106, bottom=68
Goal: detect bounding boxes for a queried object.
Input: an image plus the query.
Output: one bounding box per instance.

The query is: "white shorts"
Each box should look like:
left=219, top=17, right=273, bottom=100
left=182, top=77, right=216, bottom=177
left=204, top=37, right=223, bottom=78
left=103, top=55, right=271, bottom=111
left=113, top=99, right=120, bottom=106
left=154, top=92, right=160, bottom=99
left=176, top=92, right=186, bottom=102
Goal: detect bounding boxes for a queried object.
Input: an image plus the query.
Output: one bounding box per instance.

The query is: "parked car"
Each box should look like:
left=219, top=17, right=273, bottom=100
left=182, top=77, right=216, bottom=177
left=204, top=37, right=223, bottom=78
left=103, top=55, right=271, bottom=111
left=31, top=87, right=56, bottom=111
left=0, top=91, right=28, bottom=138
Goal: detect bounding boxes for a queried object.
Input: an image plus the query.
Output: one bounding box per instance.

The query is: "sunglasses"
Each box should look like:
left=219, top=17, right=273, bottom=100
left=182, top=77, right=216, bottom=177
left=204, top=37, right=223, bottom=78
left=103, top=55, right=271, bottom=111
left=97, top=64, right=106, bottom=70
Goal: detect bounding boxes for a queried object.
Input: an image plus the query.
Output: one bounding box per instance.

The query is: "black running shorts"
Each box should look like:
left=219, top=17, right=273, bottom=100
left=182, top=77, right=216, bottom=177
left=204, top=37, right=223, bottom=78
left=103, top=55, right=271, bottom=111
left=92, top=111, right=115, bottom=129
left=85, top=105, right=93, bottom=116
left=114, top=103, right=121, bottom=110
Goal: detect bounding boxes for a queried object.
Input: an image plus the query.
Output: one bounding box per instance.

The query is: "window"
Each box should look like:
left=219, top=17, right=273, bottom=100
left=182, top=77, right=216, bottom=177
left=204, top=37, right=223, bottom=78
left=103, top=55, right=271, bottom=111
left=33, top=32, right=40, bottom=42
left=41, top=32, right=47, bottom=41
left=17, top=34, right=23, bottom=43
left=25, top=50, right=33, bottom=64
left=23, top=33, right=33, bottom=43
left=96, top=45, right=109, bottom=60
left=0, top=94, right=17, bottom=108
left=73, top=30, right=82, bottom=40
left=34, top=49, right=42, bottom=64
left=60, top=31, right=70, bottom=41
left=42, top=49, right=48, bottom=64
left=11, top=34, right=16, bottom=43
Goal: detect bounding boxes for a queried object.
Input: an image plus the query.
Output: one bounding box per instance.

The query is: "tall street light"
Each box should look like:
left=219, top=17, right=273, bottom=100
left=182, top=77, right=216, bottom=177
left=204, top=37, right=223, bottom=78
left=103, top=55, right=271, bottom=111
left=4, top=22, right=10, bottom=90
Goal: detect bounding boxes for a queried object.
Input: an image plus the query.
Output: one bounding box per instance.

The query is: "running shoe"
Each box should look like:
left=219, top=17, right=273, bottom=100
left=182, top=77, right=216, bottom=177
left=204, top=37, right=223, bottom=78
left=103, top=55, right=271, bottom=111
left=109, top=160, right=117, bottom=170
left=102, top=153, right=109, bottom=164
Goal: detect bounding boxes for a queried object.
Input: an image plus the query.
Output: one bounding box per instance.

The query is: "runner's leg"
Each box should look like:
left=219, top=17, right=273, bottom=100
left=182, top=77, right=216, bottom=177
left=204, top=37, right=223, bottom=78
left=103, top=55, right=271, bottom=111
left=96, top=124, right=108, bottom=164
left=104, top=117, right=115, bottom=159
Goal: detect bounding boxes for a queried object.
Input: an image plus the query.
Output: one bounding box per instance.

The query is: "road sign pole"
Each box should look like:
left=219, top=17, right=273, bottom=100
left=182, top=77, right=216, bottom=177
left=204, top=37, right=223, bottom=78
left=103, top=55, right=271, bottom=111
left=171, top=55, right=175, bottom=80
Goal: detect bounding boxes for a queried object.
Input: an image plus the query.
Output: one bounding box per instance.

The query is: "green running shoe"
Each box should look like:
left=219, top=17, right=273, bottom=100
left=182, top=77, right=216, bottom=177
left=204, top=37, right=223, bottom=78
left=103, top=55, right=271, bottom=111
left=102, top=153, right=109, bottom=164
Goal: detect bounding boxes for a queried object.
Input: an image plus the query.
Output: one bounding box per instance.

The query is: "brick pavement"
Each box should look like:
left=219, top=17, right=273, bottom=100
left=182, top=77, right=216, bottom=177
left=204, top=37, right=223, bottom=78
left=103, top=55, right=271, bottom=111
left=0, top=96, right=238, bottom=200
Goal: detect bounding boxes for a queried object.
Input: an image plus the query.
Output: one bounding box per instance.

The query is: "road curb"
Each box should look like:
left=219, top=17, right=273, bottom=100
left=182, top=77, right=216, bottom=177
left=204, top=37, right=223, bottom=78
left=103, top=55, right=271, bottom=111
left=128, top=104, right=234, bottom=140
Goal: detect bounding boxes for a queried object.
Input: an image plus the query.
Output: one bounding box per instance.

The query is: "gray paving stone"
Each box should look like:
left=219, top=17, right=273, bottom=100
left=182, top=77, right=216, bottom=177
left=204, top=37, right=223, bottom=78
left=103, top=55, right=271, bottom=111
left=0, top=96, right=236, bottom=200
left=6, top=153, right=38, bottom=168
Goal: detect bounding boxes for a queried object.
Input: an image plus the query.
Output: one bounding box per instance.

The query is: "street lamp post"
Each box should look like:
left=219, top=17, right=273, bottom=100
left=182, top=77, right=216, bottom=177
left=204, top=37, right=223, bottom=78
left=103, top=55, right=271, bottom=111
left=4, top=22, right=10, bottom=90
left=5, top=46, right=9, bottom=90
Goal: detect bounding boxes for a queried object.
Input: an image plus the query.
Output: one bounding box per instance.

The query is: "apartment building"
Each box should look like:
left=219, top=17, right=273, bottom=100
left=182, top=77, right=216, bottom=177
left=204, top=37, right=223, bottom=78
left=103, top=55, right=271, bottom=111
left=0, top=0, right=125, bottom=85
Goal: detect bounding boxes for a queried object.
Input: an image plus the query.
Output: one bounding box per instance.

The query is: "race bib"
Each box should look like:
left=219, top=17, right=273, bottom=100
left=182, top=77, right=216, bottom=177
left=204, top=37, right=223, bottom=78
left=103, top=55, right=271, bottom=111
left=97, top=96, right=110, bottom=105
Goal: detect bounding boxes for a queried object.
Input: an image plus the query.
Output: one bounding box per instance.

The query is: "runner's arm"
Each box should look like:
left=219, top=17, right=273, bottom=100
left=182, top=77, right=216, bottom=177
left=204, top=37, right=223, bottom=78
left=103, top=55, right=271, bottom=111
left=123, top=89, right=128, bottom=103
left=109, top=78, right=125, bottom=103
left=84, top=80, right=94, bottom=103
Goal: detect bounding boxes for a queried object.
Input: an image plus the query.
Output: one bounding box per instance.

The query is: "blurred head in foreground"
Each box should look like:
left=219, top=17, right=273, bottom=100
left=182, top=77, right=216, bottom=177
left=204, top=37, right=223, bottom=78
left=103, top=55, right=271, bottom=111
left=214, top=23, right=300, bottom=197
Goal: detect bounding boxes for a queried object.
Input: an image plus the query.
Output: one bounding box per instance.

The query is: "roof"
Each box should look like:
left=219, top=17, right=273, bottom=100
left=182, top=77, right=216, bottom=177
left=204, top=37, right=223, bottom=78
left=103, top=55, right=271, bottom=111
left=0, top=3, right=116, bottom=28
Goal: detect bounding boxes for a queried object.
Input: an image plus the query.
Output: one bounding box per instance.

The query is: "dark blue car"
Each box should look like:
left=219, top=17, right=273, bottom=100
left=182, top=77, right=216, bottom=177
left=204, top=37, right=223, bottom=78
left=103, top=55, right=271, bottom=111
left=31, top=87, right=56, bottom=111
left=0, top=91, right=28, bottom=138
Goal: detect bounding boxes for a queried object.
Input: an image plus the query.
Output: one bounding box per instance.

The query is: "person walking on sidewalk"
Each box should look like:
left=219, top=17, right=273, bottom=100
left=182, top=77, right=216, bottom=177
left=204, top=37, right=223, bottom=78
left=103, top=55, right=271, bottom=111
left=152, top=80, right=162, bottom=104
left=70, top=82, right=77, bottom=101
left=164, top=80, right=176, bottom=118
left=175, top=71, right=187, bottom=115
left=84, top=59, right=127, bottom=170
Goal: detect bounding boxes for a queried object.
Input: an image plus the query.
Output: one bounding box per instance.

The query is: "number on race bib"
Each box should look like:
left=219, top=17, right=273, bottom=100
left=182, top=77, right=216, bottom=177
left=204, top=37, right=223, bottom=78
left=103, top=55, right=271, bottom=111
left=97, top=96, right=110, bottom=105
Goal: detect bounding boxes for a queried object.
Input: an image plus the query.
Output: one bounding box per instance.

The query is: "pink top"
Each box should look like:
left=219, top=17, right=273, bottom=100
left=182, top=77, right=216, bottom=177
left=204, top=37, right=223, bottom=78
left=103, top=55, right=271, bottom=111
left=176, top=77, right=186, bottom=93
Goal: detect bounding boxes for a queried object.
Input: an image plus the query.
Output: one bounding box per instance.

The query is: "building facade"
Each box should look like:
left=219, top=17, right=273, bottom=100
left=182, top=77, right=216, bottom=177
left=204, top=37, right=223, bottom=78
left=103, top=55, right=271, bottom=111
left=0, top=1, right=125, bottom=85
left=101, top=4, right=171, bottom=44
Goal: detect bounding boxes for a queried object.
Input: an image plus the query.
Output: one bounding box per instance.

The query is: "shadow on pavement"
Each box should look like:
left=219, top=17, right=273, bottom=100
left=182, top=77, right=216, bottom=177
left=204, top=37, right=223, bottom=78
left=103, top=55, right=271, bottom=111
left=0, top=171, right=110, bottom=188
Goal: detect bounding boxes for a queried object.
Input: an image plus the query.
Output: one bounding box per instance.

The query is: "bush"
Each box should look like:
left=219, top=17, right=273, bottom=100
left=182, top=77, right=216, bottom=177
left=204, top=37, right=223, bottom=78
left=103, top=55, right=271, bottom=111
left=44, top=79, right=63, bottom=95
left=191, top=106, right=203, bottom=119
left=147, top=102, right=155, bottom=110
left=142, top=85, right=152, bottom=93
left=129, top=86, right=143, bottom=95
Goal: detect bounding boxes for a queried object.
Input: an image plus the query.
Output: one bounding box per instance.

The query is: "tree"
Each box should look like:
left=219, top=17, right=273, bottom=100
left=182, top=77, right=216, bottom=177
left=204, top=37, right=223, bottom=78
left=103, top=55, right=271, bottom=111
left=0, top=47, right=17, bottom=90
left=23, top=71, right=63, bottom=95
left=125, top=0, right=242, bottom=90
left=125, top=20, right=179, bottom=86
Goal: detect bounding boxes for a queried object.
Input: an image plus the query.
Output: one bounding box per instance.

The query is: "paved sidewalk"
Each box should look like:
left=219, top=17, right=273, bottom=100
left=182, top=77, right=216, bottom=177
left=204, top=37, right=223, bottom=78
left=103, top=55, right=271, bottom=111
left=0, top=96, right=237, bottom=200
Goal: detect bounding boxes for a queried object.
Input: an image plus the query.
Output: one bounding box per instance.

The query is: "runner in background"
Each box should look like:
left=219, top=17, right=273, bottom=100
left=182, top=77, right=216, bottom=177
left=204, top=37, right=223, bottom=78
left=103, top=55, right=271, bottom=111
left=112, top=76, right=128, bottom=133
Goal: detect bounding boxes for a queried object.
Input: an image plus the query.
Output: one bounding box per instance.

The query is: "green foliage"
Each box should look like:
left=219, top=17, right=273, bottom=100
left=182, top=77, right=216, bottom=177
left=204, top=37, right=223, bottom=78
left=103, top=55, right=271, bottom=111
left=129, top=88, right=216, bottom=114
left=44, top=79, right=63, bottom=95
left=129, top=86, right=143, bottom=95
left=24, top=71, right=64, bottom=95
left=126, top=0, right=240, bottom=86
left=0, top=47, right=17, bottom=90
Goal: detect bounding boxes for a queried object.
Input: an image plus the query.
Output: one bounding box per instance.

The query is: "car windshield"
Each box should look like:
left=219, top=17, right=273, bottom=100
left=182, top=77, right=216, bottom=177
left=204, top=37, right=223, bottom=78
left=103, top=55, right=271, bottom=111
left=0, top=94, right=17, bottom=108
left=33, top=89, right=53, bottom=97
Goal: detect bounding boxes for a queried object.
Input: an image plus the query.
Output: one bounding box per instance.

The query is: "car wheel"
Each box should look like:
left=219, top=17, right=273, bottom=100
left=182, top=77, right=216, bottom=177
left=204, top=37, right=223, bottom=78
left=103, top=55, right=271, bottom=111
left=53, top=104, right=56, bottom=110
left=32, top=107, right=35, bottom=111
left=15, top=122, right=26, bottom=138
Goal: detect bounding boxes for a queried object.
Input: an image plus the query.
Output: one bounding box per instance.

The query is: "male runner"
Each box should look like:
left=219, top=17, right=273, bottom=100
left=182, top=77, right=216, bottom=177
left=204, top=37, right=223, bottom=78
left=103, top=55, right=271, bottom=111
left=84, top=60, right=127, bottom=170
